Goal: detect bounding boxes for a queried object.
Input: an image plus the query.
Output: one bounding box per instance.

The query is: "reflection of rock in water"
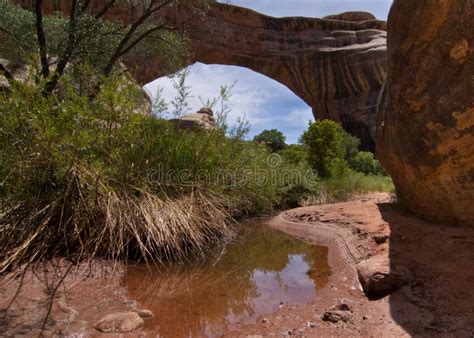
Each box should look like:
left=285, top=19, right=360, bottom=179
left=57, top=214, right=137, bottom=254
left=123, top=221, right=331, bottom=337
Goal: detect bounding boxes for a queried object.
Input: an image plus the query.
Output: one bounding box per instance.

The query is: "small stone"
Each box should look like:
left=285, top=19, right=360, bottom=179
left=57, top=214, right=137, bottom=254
left=306, top=321, right=316, bottom=328
left=262, top=318, right=269, bottom=323
left=363, top=315, right=369, bottom=320
left=322, top=311, right=351, bottom=323
left=93, top=312, right=144, bottom=333
left=321, top=303, right=353, bottom=323
left=135, top=309, right=154, bottom=318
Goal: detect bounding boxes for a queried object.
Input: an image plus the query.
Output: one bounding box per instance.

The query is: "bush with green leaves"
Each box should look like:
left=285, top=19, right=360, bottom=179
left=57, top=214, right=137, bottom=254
left=279, top=144, right=308, bottom=165
left=300, top=119, right=347, bottom=178
left=350, top=151, right=387, bottom=176
left=0, top=74, right=321, bottom=272
left=253, top=129, right=286, bottom=152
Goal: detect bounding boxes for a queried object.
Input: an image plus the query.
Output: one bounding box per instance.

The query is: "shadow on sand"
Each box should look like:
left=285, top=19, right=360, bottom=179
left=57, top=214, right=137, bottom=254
left=377, top=202, right=474, bottom=336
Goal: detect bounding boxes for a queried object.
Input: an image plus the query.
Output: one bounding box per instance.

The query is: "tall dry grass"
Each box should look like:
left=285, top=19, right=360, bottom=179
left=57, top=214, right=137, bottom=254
left=0, top=163, right=235, bottom=278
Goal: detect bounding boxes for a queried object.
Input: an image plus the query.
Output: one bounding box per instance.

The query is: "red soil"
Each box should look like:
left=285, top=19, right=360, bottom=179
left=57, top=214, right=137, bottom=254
left=1, top=193, right=473, bottom=337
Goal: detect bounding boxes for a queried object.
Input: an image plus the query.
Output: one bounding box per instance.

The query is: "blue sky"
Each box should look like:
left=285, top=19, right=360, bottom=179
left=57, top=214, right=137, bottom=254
left=145, top=0, right=392, bottom=144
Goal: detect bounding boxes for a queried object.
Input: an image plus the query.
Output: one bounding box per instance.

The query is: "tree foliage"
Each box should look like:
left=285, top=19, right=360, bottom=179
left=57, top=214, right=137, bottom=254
left=0, top=0, right=195, bottom=94
left=253, top=129, right=286, bottom=152
left=351, top=151, right=387, bottom=176
left=301, top=120, right=346, bottom=178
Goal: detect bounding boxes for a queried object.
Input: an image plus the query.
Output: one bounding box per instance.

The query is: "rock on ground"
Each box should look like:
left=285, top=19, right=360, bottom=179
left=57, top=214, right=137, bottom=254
left=170, top=107, right=217, bottom=131
left=357, top=255, right=408, bottom=299
left=93, top=312, right=144, bottom=333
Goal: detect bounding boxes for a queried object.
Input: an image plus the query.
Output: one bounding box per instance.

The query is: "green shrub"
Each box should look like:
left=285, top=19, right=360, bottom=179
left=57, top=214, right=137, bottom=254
left=253, top=129, right=286, bottom=152
left=342, top=129, right=361, bottom=164
left=351, top=151, right=387, bottom=176
left=279, top=144, right=308, bottom=165
left=301, top=120, right=347, bottom=178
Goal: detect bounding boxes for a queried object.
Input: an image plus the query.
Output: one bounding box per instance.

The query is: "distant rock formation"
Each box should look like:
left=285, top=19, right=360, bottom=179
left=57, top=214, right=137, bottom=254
left=14, top=0, right=387, bottom=151
left=377, top=1, right=474, bottom=225
left=170, top=107, right=217, bottom=131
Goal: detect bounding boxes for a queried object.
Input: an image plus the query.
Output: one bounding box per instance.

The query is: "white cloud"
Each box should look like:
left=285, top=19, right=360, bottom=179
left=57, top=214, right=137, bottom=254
left=145, top=63, right=313, bottom=144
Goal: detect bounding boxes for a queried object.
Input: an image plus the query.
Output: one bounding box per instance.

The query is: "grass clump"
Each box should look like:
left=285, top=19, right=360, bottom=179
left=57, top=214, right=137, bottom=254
left=0, top=77, right=244, bottom=274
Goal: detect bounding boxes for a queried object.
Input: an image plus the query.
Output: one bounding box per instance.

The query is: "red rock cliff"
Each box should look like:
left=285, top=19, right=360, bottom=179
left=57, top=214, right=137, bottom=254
left=377, top=0, right=474, bottom=225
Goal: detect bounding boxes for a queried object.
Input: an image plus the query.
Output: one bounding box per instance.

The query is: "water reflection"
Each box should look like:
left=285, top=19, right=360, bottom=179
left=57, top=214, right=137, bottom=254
left=123, top=221, right=331, bottom=337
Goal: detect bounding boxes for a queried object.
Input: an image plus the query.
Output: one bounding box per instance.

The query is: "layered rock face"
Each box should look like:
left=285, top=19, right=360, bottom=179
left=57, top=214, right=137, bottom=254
left=377, top=1, right=474, bottom=225
left=170, top=107, right=217, bottom=131
left=172, top=4, right=388, bottom=151
left=15, top=0, right=387, bottom=151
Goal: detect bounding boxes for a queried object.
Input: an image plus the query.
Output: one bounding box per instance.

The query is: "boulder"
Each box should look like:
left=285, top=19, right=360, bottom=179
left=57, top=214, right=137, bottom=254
left=170, top=107, right=217, bottom=131
left=357, top=256, right=408, bottom=299
left=376, top=1, right=474, bottom=225
left=93, top=312, right=144, bottom=333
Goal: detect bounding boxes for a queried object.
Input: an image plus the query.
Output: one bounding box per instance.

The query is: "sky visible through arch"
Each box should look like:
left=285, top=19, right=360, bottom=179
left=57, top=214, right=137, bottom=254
left=144, top=0, right=393, bottom=144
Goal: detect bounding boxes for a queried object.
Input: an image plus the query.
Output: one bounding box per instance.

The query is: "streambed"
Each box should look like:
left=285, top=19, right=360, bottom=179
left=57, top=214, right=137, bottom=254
left=123, top=220, right=331, bottom=337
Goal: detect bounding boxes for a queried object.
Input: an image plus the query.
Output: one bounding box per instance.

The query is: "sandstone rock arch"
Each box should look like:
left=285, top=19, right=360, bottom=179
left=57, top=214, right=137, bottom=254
left=15, top=0, right=387, bottom=151
left=136, top=4, right=389, bottom=151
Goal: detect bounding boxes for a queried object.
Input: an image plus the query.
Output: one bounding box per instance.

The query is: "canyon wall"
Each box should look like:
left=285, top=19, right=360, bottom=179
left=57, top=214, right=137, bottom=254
left=15, top=0, right=387, bottom=151
left=377, top=0, right=474, bottom=225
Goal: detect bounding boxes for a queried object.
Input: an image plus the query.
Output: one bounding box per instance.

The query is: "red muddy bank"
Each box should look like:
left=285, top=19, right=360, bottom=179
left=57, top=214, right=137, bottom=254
left=1, top=193, right=474, bottom=337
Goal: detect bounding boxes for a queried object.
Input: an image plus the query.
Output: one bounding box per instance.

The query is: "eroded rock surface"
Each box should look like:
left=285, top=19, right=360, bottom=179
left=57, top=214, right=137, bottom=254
left=170, top=107, right=217, bottom=131
left=15, top=0, right=387, bottom=150
left=376, top=1, right=474, bottom=225
left=176, top=4, right=388, bottom=151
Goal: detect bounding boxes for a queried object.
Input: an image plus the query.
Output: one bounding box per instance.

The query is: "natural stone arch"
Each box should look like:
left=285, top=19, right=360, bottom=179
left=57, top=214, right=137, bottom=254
left=15, top=0, right=387, bottom=151
left=135, top=4, right=388, bottom=151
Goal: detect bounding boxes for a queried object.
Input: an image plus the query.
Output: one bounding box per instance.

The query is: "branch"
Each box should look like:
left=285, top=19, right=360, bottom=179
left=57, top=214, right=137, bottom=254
left=44, top=0, right=78, bottom=94
left=116, top=25, right=164, bottom=59
left=80, top=0, right=91, bottom=13
left=35, top=0, right=49, bottom=78
left=95, top=0, right=117, bottom=19
left=102, top=0, right=172, bottom=76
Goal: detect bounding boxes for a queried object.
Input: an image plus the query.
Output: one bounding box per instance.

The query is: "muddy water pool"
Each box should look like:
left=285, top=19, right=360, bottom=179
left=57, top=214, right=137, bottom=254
left=123, top=220, right=331, bottom=337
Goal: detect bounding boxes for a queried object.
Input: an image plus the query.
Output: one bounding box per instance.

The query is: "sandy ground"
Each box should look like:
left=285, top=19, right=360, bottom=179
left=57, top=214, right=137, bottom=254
left=232, top=193, right=474, bottom=337
left=1, top=193, right=474, bottom=337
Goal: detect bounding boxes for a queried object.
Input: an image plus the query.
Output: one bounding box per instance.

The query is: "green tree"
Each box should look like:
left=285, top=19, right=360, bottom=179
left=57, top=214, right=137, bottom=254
left=341, top=129, right=361, bottom=165
left=253, top=129, right=286, bottom=152
left=301, top=120, right=347, bottom=178
left=351, top=151, right=387, bottom=176
left=0, top=0, right=196, bottom=95
left=279, top=144, right=308, bottom=165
